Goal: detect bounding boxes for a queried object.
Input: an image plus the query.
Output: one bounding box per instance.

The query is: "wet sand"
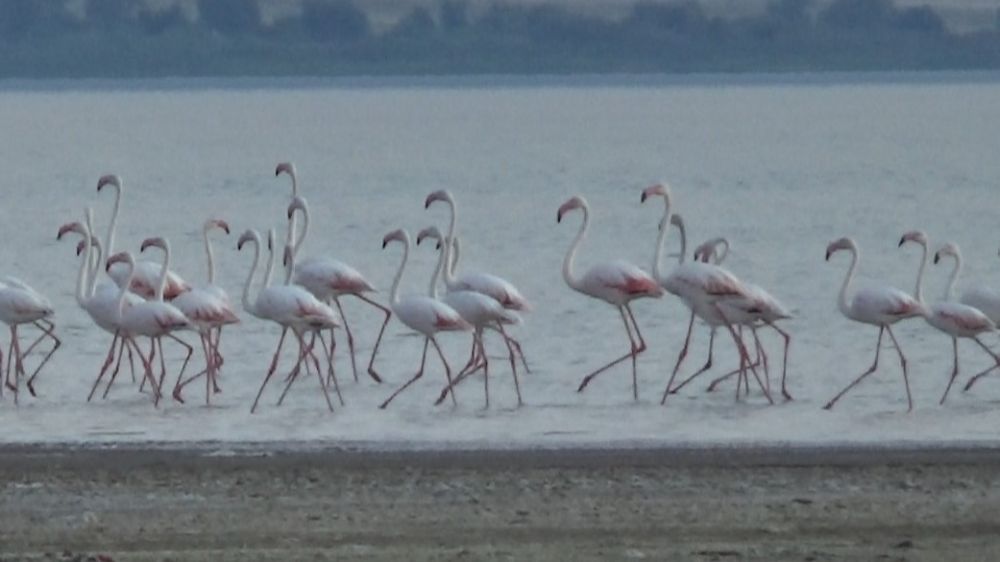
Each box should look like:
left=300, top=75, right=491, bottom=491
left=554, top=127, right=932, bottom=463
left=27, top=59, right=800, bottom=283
left=3, top=443, right=1000, bottom=561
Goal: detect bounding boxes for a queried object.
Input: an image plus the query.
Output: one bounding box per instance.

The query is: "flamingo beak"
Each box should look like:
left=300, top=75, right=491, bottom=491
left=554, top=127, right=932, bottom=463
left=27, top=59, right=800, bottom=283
left=436, top=240, right=442, bottom=250
left=933, top=252, right=941, bottom=265
left=382, top=239, right=389, bottom=249
left=898, top=237, right=906, bottom=247
left=640, top=192, right=648, bottom=203
left=216, top=220, right=231, bottom=235
left=825, top=250, right=832, bottom=261
left=56, top=223, right=78, bottom=240
left=556, top=210, right=563, bottom=223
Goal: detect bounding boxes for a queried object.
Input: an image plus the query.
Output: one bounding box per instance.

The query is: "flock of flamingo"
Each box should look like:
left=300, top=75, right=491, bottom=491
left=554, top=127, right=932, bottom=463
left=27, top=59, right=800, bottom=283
left=1, top=168, right=998, bottom=414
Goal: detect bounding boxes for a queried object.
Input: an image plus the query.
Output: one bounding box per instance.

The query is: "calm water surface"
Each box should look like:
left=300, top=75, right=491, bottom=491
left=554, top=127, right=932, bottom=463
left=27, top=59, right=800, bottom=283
left=1, top=74, right=999, bottom=446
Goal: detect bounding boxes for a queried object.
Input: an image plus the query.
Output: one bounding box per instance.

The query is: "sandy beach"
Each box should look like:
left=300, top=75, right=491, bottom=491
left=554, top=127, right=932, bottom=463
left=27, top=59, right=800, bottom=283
left=2, top=444, right=1000, bottom=561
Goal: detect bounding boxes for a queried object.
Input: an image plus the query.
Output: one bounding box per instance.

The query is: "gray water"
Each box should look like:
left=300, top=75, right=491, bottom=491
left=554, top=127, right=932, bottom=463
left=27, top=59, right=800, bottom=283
left=2, top=73, right=999, bottom=446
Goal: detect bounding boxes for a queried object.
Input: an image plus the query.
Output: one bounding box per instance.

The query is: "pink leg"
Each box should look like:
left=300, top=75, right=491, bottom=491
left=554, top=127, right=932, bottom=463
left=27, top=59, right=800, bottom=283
left=713, top=306, right=771, bottom=404
left=24, top=320, right=60, bottom=396
left=496, top=323, right=523, bottom=406
left=428, top=336, right=458, bottom=407
left=577, top=306, right=644, bottom=401
left=104, top=335, right=134, bottom=399
left=962, top=337, right=1000, bottom=392
left=357, top=294, right=391, bottom=384
left=165, top=333, right=194, bottom=386
left=380, top=337, right=430, bottom=409
left=331, top=297, right=359, bottom=383
left=939, top=336, right=960, bottom=405
left=88, top=332, right=122, bottom=402
left=661, top=310, right=696, bottom=404
left=824, top=326, right=884, bottom=410
left=766, top=321, right=792, bottom=401
left=251, top=328, right=289, bottom=414
left=671, top=328, right=716, bottom=395
left=316, top=330, right=344, bottom=407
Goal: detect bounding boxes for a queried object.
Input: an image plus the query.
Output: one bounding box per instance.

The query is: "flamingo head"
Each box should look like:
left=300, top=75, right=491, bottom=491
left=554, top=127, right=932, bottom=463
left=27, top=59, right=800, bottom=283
left=640, top=182, right=671, bottom=203
left=382, top=228, right=407, bottom=249
left=237, top=229, right=258, bottom=251
left=57, top=221, right=86, bottom=241
left=275, top=162, right=296, bottom=178
left=898, top=230, right=928, bottom=249
left=140, top=237, right=168, bottom=254
left=205, top=218, right=230, bottom=235
left=106, top=251, right=133, bottom=272
left=934, top=242, right=960, bottom=265
left=282, top=244, right=294, bottom=268
left=424, top=189, right=454, bottom=209
left=557, top=196, right=586, bottom=223
left=76, top=237, right=101, bottom=257
left=97, top=174, right=122, bottom=192
left=287, top=195, right=308, bottom=219
left=694, top=237, right=729, bottom=264
left=825, top=237, right=856, bottom=261
left=416, top=226, right=443, bottom=249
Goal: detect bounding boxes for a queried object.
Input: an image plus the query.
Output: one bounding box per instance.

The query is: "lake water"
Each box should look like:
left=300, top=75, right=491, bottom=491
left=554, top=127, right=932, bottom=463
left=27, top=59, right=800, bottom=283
left=2, top=73, right=1000, bottom=447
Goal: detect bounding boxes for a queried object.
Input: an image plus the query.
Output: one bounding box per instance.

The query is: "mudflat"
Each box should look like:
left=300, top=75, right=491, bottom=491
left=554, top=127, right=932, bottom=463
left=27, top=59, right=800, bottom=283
left=2, top=444, right=999, bottom=561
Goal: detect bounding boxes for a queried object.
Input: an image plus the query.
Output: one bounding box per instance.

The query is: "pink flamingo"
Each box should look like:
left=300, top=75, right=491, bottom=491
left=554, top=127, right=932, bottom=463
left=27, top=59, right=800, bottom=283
left=0, top=276, right=60, bottom=402
left=378, top=228, right=471, bottom=409
left=414, top=226, right=522, bottom=408
left=57, top=214, right=142, bottom=400
left=277, top=164, right=391, bottom=384
left=557, top=194, right=663, bottom=401
left=170, top=219, right=241, bottom=404
left=237, top=229, right=339, bottom=413
left=105, top=245, right=192, bottom=407
left=823, top=237, right=925, bottom=412
left=897, top=232, right=1000, bottom=401
left=424, top=189, right=531, bottom=372
left=97, top=174, right=190, bottom=300
left=640, top=184, right=769, bottom=405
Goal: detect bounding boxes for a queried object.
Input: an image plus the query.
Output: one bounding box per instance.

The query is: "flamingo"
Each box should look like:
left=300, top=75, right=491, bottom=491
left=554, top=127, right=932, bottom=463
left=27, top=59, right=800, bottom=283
left=57, top=213, right=142, bottom=401
left=823, top=237, right=925, bottom=412
left=96, top=174, right=190, bottom=300
left=237, top=229, right=339, bottom=413
left=105, top=246, right=192, bottom=406
left=892, top=235, right=1000, bottom=398
left=414, top=226, right=522, bottom=408
left=639, top=184, right=770, bottom=405
left=557, top=194, right=663, bottom=401
left=277, top=164, right=390, bottom=384
left=424, top=189, right=531, bottom=371
left=0, top=274, right=60, bottom=401
left=690, top=238, right=795, bottom=401
left=170, top=219, right=241, bottom=404
left=378, top=228, right=471, bottom=409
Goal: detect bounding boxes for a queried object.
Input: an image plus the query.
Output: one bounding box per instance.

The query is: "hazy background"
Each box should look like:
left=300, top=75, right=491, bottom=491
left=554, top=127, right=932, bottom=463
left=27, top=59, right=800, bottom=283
left=1, top=0, right=999, bottom=77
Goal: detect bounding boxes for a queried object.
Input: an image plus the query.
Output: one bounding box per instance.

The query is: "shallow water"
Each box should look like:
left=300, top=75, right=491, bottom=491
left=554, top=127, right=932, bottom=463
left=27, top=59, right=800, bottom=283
left=1, top=73, right=1000, bottom=446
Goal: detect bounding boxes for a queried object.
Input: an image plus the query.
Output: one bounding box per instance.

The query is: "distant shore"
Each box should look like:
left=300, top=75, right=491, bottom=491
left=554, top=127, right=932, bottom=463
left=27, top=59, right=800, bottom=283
left=3, top=441, right=1000, bottom=561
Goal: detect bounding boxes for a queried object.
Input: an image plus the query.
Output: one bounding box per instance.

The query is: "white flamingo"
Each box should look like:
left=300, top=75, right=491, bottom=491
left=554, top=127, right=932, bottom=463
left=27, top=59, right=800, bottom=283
left=378, top=228, right=471, bottom=409
left=96, top=174, right=190, bottom=299
left=823, top=237, right=925, bottom=412
left=640, top=184, right=770, bottom=405
left=895, top=234, right=1000, bottom=399
left=237, top=229, right=339, bottom=413
left=557, top=194, right=663, bottom=401
left=414, top=226, right=522, bottom=408
left=105, top=246, right=192, bottom=406
left=277, top=164, right=391, bottom=384
left=0, top=274, right=60, bottom=401
left=424, top=189, right=530, bottom=371
left=170, top=219, right=240, bottom=404
left=57, top=213, right=142, bottom=401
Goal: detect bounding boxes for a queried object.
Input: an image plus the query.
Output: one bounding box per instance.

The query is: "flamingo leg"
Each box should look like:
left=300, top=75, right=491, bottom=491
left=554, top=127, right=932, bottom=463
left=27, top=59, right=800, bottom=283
left=4, top=326, right=15, bottom=395
left=750, top=326, right=770, bottom=396
left=165, top=333, right=193, bottom=386
left=961, top=337, right=1000, bottom=392
left=104, top=335, right=134, bottom=399
left=356, top=294, right=391, bottom=384
left=765, top=321, right=792, bottom=400
left=24, top=320, right=60, bottom=397
left=940, top=336, right=961, bottom=405
left=428, top=336, right=457, bottom=407
left=88, top=332, right=121, bottom=402
left=331, top=297, right=359, bottom=383
left=478, top=331, right=490, bottom=409
left=714, top=305, right=771, bottom=404
left=884, top=325, right=912, bottom=412
left=380, top=337, right=430, bottom=409
left=316, top=330, right=344, bottom=407
left=661, top=310, right=696, bottom=404
left=276, top=331, right=316, bottom=406
left=133, top=337, right=161, bottom=405
left=308, top=330, right=335, bottom=412
left=251, top=328, right=290, bottom=413
left=496, top=323, right=523, bottom=406
left=154, top=338, right=169, bottom=407
left=578, top=306, right=644, bottom=401
left=824, top=326, right=885, bottom=410
left=671, top=328, right=716, bottom=395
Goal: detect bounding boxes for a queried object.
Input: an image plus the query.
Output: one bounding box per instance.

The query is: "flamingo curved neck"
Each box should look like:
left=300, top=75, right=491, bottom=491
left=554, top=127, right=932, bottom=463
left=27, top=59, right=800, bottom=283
left=449, top=237, right=460, bottom=278
left=84, top=210, right=101, bottom=297
left=204, top=224, right=217, bottom=286
left=714, top=239, right=730, bottom=265
left=263, top=231, right=276, bottom=290
left=837, top=248, right=859, bottom=320
left=389, top=238, right=410, bottom=307
left=154, top=242, right=171, bottom=302
left=286, top=203, right=309, bottom=277
left=562, top=205, right=590, bottom=293
left=438, top=198, right=458, bottom=288
left=74, top=227, right=91, bottom=308
left=285, top=169, right=299, bottom=256
left=103, top=182, right=122, bottom=270
left=651, top=196, right=673, bottom=283
left=240, top=238, right=261, bottom=315
left=944, top=251, right=962, bottom=301
left=116, top=256, right=136, bottom=320
left=429, top=238, right=447, bottom=299
left=912, top=242, right=928, bottom=305
left=675, top=219, right=687, bottom=265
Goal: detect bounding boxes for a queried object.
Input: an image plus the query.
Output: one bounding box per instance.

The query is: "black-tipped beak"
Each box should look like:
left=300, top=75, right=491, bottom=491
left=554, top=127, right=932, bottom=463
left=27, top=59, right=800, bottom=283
left=436, top=241, right=442, bottom=250
left=825, top=250, right=832, bottom=261
left=557, top=212, right=563, bottom=223
left=898, top=237, right=905, bottom=247
left=640, top=192, right=648, bottom=203
left=933, top=253, right=941, bottom=264
left=382, top=240, right=388, bottom=249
